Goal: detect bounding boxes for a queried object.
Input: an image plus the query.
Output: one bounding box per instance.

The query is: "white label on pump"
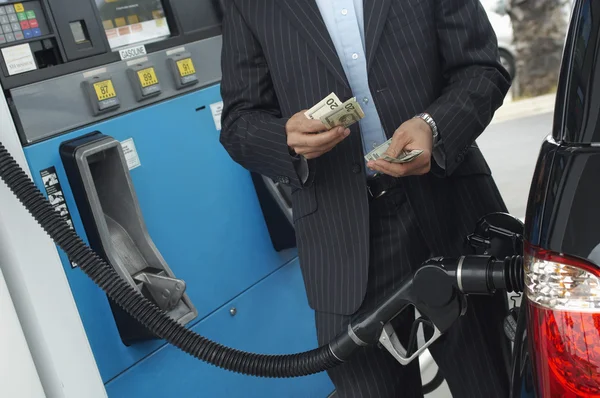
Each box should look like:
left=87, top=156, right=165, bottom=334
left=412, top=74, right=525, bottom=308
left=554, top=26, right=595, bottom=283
left=127, top=56, right=148, bottom=67
left=1, top=43, right=36, bottom=75
left=210, top=101, right=223, bottom=131
left=119, top=45, right=147, bottom=61
left=120, top=138, right=141, bottom=170
left=166, top=47, right=185, bottom=56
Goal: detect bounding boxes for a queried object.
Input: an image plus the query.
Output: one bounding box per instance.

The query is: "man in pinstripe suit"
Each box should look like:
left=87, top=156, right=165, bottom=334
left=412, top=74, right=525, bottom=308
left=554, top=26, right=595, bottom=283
left=219, top=0, right=512, bottom=396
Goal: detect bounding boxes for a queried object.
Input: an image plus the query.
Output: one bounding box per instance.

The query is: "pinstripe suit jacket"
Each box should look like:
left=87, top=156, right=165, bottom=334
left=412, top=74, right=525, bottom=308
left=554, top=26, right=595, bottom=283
left=219, top=0, right=511, bottom=315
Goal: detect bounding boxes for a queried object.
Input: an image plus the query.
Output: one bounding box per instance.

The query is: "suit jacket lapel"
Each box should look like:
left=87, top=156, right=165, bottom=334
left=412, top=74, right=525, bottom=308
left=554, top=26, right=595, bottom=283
left=279, top=0, right=349, bottom=88
left=364, top=0, right=392, bottom=71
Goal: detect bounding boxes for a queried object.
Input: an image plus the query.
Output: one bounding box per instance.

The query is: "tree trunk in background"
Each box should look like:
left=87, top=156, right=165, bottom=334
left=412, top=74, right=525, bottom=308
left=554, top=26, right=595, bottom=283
left=507, top=0, right=568, bottom=98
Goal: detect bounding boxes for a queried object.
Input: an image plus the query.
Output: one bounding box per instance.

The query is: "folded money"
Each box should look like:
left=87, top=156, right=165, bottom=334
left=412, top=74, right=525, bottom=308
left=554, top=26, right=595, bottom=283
left=382, top=151, right=423, bottom=164
left=305, top=92, right=343, bottom=120
left=320, top=97, right=365, bottom=129
left=364, top=138, right=423, bottom=163
left=305, top=93, right=365, bottom=130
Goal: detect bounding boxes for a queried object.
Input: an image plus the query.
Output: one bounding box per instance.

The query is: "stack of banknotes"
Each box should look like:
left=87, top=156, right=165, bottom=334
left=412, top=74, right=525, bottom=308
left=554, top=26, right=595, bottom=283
left=305, top=92, right=422, bottom=164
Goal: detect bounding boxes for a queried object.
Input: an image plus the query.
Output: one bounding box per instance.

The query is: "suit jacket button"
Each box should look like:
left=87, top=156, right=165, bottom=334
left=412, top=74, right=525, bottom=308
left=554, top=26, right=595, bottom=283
left=351, top=163, right=362, bottom=174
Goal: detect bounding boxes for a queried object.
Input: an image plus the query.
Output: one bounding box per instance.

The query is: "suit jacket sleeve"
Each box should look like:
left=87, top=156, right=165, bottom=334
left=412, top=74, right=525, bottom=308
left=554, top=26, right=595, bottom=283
left=219, top=1, right=312, bottom=189
left=425, top=0, right=512, bottom=176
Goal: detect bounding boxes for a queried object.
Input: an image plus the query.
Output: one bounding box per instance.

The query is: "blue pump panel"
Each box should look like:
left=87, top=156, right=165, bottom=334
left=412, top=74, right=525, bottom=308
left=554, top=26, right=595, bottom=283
left=22, top=84, right=334, bottom=396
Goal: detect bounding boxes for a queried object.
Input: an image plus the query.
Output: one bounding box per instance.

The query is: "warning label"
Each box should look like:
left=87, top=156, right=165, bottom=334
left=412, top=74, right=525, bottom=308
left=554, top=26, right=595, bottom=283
left=210, top=101, right=223, bottom=131
left=40, top=167, right=77, bottom=268
left=120, top=138, right=141, bottom=170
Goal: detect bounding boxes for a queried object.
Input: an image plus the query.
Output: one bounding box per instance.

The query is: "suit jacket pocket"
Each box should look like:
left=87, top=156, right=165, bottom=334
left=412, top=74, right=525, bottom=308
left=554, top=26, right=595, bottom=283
left=291, top=185, right=318, bottom=222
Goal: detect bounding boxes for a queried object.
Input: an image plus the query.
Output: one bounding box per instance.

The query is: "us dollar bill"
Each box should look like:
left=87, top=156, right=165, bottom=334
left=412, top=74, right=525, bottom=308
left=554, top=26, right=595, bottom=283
left=320, top=97, right=365, bottom=129
left=304, top=92, right=343, bottom=120
left=364, top=138, right=424, bottom=163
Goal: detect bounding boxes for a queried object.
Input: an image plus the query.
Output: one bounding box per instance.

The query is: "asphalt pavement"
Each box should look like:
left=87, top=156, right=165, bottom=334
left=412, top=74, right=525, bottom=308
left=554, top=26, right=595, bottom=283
left=477, top=111, right=554, bottom=220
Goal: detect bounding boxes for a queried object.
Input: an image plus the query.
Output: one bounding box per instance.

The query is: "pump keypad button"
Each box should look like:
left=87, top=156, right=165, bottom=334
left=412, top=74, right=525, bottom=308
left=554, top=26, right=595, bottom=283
left=167, top=52, right=199, bottom=89
left=127, top=63, right=162, bottom=101
left=93, top=80, right=117, bottom=101
left=177, top=58, right=195, bottom=77
left=138, top=67, right=158, bottom=88
left=82, top=76, right=121, bottom=115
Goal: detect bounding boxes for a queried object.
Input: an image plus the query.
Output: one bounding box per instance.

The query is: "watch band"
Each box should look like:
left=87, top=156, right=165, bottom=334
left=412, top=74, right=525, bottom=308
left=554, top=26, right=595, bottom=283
left=414, top=113, right=438, bottom=140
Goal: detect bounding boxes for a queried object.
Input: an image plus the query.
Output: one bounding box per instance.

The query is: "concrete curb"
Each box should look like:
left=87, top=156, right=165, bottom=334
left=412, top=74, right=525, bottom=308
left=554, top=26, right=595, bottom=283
left=491, top=93, right=557, bottom=125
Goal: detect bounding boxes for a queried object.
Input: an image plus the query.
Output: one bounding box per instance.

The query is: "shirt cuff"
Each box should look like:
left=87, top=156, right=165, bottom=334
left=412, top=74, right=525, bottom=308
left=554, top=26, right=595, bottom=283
left=294, top=155, right=310, bottom=184
left=289, top=147, right=310, bottom=185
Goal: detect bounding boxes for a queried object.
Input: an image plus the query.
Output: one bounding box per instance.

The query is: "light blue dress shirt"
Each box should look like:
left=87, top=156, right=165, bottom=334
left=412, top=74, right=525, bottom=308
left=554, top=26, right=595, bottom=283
left=315, top=0, right=388, bottom=177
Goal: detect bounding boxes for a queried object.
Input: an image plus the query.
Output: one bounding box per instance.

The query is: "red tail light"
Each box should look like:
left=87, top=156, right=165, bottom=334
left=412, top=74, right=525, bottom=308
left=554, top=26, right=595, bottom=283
left=525, top=244, right=600, bottom=397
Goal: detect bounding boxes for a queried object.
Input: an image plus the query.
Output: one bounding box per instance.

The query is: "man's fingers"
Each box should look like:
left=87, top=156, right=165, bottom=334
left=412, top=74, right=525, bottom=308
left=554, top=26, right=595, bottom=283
left=385, top=129, right=411, bottom=158
left=294, top=132, right=347, bottom=157
left=302, top=118, right=330, bottom=133
left=288, top=126, right=349, bottom=148
left=367, top=155, right=430, bottom=177
left=310, top=126, right=349, bottom=146
left=289, top=116, right=328, bottom=134
left=367, top=160, right=408, bottom=177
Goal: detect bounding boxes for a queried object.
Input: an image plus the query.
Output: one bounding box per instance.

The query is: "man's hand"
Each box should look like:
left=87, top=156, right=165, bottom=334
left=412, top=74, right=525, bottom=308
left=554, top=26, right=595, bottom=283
left=367, top=118, right=434, bottom=177
left=286, top=110, right=350, bottom=159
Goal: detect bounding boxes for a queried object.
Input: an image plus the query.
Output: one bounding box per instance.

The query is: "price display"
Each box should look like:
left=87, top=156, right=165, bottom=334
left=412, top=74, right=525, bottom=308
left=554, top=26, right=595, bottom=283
left=176, top=58, right=195, bottom=77
left=137, top=67, right=158, bottom=88
left=93, top=80, right=117, bottom=101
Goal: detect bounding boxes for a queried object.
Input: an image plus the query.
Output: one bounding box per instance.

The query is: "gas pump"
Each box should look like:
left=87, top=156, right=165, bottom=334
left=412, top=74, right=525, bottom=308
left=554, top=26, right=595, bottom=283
left=0, top=1, right=331, bottom=396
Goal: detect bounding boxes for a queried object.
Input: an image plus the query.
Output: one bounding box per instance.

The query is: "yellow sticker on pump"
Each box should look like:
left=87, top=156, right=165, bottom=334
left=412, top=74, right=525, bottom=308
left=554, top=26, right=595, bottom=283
left=93, top=80, right=117, bottom=101
left=137, top=67, right=159, bottom=88
left=176, top=58, right=196, bottom=77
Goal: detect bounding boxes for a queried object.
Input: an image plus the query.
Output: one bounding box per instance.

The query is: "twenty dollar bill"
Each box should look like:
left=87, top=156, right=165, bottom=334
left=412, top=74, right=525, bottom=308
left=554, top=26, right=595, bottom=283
left=305, top=93, right=365, bottom=130
left=304, top=92, right=343, bottom=120
left=320, top=97, right=365, bottom=129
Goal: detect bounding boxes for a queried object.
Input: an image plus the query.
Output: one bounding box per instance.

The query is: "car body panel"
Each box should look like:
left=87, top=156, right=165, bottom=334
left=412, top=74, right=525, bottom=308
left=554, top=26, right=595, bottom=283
left=513, top=1, right=600, bottom=397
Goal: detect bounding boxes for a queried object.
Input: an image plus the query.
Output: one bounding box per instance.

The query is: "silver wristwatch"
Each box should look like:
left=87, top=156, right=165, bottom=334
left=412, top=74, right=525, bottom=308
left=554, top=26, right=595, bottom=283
left=414, top=113, right=439, bottom=141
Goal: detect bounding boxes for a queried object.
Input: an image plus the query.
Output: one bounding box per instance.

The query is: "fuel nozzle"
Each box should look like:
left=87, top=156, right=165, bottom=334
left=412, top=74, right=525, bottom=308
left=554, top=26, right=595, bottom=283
left=455, top=255, right=524, bottom=295
left=329, top=254, right=525, bottom=365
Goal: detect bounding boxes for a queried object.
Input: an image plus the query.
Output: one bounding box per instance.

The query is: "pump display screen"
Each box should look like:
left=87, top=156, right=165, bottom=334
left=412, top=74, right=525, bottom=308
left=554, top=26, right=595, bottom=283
left=95, top=0, right=170, bottom=50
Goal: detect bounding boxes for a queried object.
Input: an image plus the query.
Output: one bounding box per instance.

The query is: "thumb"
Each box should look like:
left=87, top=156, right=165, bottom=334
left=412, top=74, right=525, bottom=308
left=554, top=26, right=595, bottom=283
left=385, top=130, right=412, bottom=158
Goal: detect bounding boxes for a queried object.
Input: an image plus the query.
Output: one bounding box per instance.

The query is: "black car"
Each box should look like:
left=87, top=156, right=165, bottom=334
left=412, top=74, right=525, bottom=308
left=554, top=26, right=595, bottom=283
left=508, top=0, right=600, bottom=396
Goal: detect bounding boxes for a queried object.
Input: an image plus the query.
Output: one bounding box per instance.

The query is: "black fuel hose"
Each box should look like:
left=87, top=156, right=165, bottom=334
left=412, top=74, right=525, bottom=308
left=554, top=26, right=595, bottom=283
left=0, top=141, right=342, bottom=378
